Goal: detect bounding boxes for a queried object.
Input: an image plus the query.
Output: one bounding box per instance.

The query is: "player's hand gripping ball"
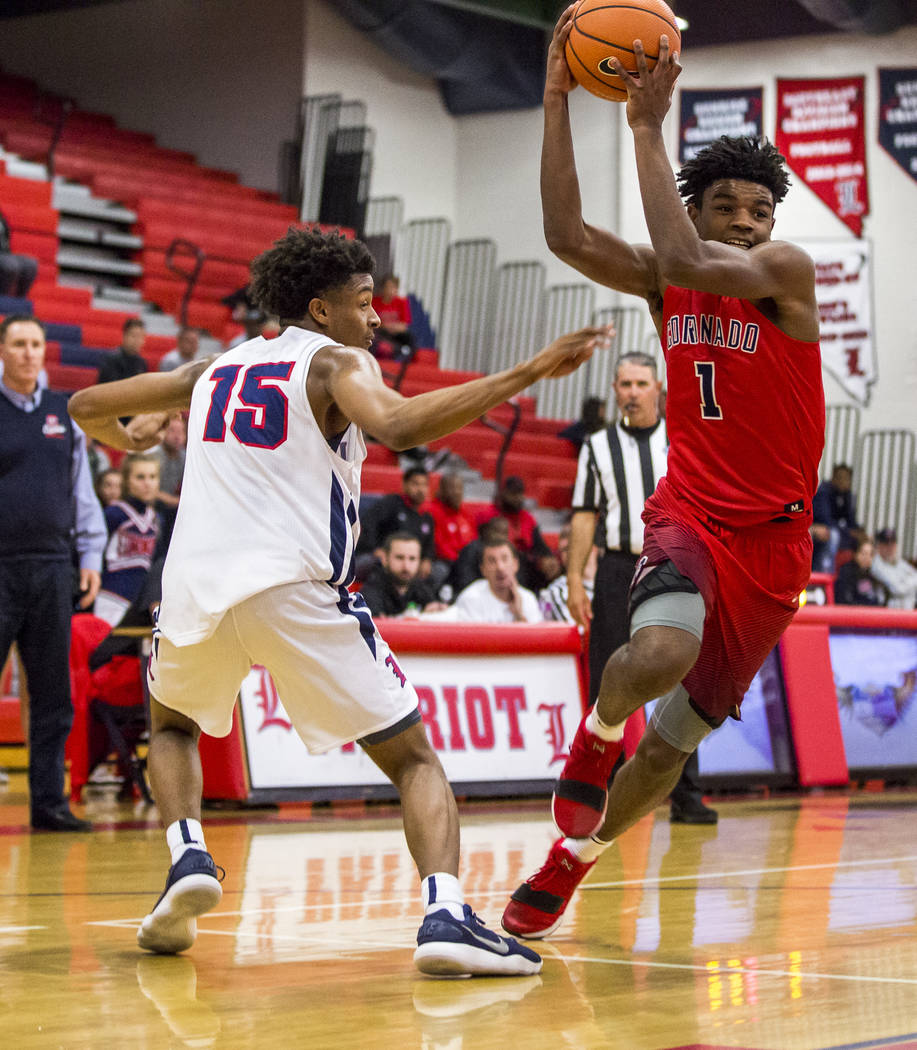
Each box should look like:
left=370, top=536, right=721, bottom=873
left=564, top=0, right=682, bottom=101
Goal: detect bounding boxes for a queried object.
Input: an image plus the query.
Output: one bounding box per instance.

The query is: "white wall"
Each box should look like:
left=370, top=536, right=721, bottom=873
left=304, top=1, right=457, bottom=224
left=0, top=0, right=303, bottom=193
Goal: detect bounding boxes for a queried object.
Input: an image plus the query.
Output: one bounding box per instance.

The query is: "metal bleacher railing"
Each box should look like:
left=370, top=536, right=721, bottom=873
left=856, top=428, right=916, bottom=562
left=436, top=239, right=497, bottom=371
left=820, top=404, right=860, bottom=481
left=364, top=196, right=404, bottom=269
left=487, top=260, right=546, bottom=375
left=298, top=95, right=368, bottom=226
left=532, top=283, right=596, bottom=420
left=398, top=217, right=451, bottom=347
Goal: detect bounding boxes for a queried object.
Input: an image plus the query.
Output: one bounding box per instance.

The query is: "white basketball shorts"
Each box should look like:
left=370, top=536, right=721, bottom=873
left=147, top=579, right=420, bottom=753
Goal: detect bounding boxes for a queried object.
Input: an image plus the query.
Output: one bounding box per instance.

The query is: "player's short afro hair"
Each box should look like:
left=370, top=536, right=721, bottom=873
left=677, top=136, right=791, bottom=209
left=249, top=227, right=375, bottom=320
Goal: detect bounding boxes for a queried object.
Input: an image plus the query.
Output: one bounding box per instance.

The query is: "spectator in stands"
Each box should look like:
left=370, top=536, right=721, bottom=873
left=152, top=414, right=186, bottom=536
left=0, top=208, right=38, bottom=298
left=371, top=273, right=416, bottom=361
left=448, top=515, right=511, bottom=597
left=539, top=522, right=598, bottom=622
left=86, top=437, right=111, bottom=481
left=158, top=327, right=205, bottom=372
left=95, top=452, right=163, bottom=627
left=835, top=536, right=887, bottom=607
left=454, top=536, right=542, bottom=623
left=871, top=527, right=917, bottom=611
left=95, top=467, right=123, bottom=508
left=558, top=395, right=607, bottom=450
left=477, top=475, right=559, bottom=590
left=225, top=306, right=270, bottom=351
left=97, top=318, right=148, bottom=384
left=356, top=465, right=435, bottom=579
left=427, top=473, right=477, bottom=593
left=0, top=314, right=105, bottom=831
left=360, top=532, right=447, bottom=618
left=811, top=463, right=864, bottom=573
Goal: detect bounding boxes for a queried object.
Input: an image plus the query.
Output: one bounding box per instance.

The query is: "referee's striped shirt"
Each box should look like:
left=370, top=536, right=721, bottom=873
left=572, top=420, right=668, bottom=554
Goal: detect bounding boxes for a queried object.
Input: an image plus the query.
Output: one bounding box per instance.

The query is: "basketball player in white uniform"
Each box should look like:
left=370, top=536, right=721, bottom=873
left=69, top=227, right=611, bottom=977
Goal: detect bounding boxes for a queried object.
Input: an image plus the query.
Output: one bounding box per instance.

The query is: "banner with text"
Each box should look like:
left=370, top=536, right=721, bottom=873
left=776, top=77, right=869, bottom=236
left=239, top=654, right=583, bottom=793
left=800, top=238, right=876, bottom=405
left=878, top=67, right=917, bottom=185
left=678, top=87, right=763, bottom=164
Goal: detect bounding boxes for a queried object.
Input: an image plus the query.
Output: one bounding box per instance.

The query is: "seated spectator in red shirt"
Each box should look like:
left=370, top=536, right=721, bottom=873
left=359, top=533, right=446, bottom=618
left=835, top=536, right=888, bottom=607
left=476, top=475, right=559, bottom=590
left=371, top=273, right=416, bottom=361
left=427, top=473, right=476, bottom=586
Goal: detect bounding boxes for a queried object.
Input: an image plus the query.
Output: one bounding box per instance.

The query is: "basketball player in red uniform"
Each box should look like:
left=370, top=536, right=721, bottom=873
left=503, top=7, right=824, bottom=938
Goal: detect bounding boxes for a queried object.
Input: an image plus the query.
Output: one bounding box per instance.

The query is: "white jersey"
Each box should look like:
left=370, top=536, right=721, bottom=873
left=158, top=327, right=366, bottom=645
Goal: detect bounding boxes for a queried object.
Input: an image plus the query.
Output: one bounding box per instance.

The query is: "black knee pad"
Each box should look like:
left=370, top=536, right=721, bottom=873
left=628, top=558, right=699, bottom=619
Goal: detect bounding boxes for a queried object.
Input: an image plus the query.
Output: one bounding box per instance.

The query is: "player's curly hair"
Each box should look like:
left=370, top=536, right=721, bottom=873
left=249, top=227, right=375, bottom=319
left=676, top=136, right=791, bottom=209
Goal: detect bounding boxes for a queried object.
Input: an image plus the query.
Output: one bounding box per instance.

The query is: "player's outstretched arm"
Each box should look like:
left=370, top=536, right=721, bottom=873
left=542, top=5, right=659, bottom=302
left=68, top=356, right=215, bottom=450
left=328, top=326, right=613, bottom=452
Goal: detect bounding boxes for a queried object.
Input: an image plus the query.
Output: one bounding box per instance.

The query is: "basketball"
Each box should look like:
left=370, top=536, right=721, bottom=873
left=564, top=0, right=682, bottom=102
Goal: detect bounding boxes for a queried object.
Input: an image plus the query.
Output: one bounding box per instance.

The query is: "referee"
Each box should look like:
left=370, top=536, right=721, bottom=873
left=567, top=351, right=717, bottom=824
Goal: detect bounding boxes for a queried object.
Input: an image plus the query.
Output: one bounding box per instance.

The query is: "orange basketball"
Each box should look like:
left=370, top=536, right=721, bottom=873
left=565, top=0, right=682, bottom=102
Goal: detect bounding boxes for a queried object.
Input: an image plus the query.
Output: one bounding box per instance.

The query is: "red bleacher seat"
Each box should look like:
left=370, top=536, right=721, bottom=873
left=45, top=362, right=96, bottom=392
left=478, top=449, right=577, bottom=488
left=0, top=173, right=52, bottom=206
left=533, top=479, right=575, bottom=510
left=8, top=230, right=57, bottom=264
left=3, top=200, right=58, bottom=235
left=365, top=443, right=399, bottom=467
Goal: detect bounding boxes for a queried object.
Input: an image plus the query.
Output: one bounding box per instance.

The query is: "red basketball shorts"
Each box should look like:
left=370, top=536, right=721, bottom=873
left=640, top=488, right=812, bottom=723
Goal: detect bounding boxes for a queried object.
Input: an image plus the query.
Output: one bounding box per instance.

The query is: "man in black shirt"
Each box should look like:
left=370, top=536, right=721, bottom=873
left=360, top=533, right=444, bottom=617
left=357, top=466, right=435, bottom=578
left=97, top=318, right=148, bottom=384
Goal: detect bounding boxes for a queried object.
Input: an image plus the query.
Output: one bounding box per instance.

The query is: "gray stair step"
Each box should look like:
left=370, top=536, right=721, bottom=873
left=93, top=289, right=145, bottom=308
left=52, top=183, right=136, bottom=224
left=57, top=217, right=143, bottom=249
left=56, top=246, right=143, bottom=276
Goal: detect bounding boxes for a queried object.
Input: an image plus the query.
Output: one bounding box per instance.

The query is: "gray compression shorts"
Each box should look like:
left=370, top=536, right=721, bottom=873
left=629, top=589, right=706, bottom=642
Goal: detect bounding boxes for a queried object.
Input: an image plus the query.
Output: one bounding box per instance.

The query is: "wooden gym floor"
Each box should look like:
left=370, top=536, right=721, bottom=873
left=1, top=773, right=916, bottom=1050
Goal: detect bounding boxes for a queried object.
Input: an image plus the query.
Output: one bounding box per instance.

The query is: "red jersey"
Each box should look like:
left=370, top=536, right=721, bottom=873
left=657, top=287, right=824, bottom=529
left=426, top=498, right=477, bottom=562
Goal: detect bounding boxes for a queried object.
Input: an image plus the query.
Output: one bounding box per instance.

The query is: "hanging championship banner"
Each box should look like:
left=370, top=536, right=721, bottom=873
left=799, top=238, right=876, bottom=406
left=776, top=78, right=869, bottom=236
left=678, top=87, right=763, bottom=164
left=878, top=68, right=917, bottom=184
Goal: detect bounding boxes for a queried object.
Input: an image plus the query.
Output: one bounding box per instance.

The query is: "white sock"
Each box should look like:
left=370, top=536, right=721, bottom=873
left=585, top=708, right=626, bottom=742
left=562, top=834, right=613, bottom=864
left=421, top=872, right=465, bottom=920
left=166, top=818, right=207, bottom=865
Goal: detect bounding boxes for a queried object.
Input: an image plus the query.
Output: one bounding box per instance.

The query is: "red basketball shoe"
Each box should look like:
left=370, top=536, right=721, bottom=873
left=502, top=838, right=596, bottom=939
left=551, top=713, right=623, bottom=838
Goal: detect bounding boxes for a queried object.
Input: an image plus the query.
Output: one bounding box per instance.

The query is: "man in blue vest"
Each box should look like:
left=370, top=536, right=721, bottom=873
left=0, top=315, right=106, bottom=830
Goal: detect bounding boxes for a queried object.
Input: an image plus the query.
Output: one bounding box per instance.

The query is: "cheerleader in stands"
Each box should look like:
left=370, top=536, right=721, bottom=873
left=95, top=453, right=163, bottom=627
